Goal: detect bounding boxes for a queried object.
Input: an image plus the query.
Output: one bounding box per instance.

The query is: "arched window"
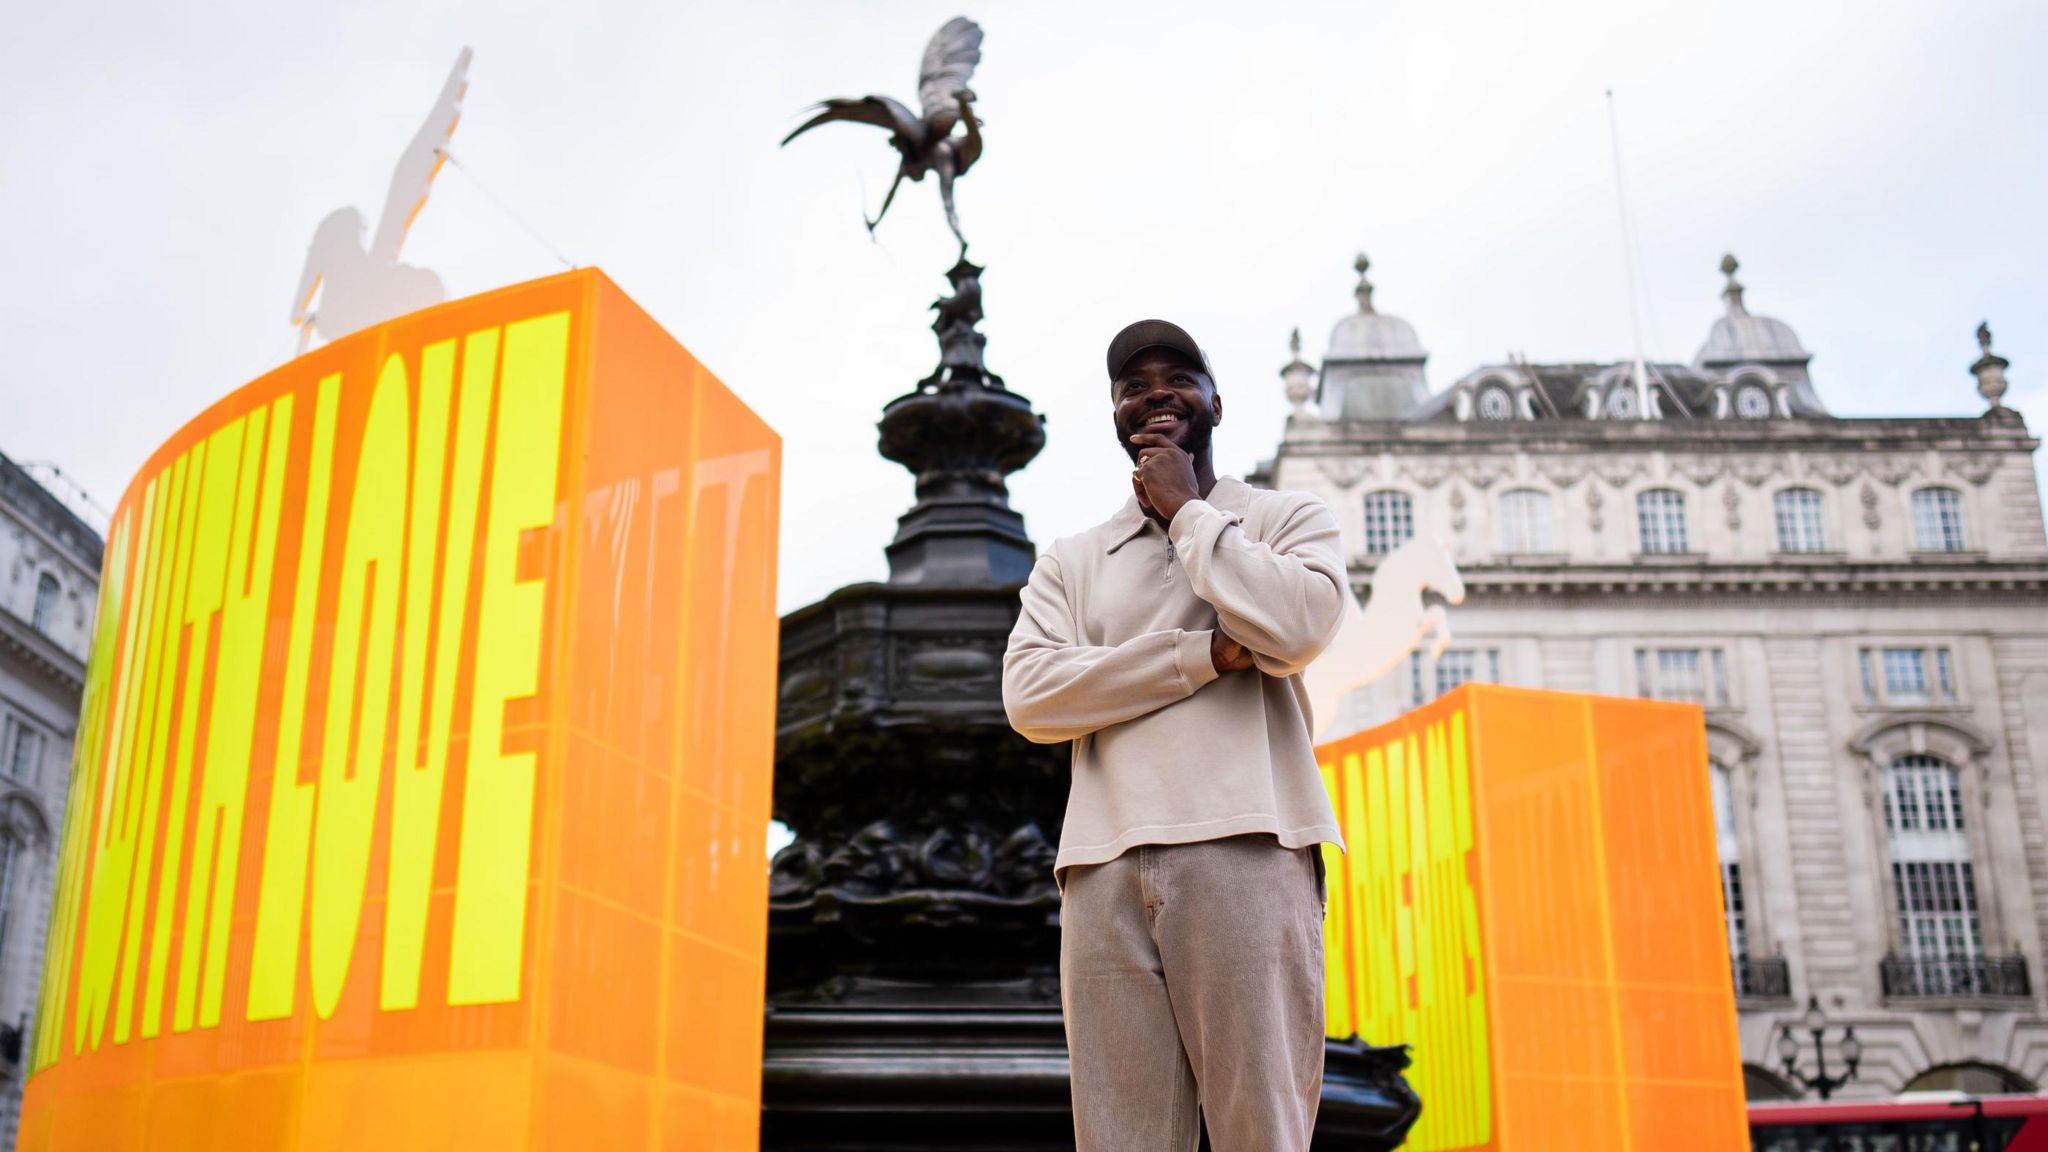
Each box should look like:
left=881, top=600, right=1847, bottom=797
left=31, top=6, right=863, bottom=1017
left=1475, top=385, right=1514, bottom=420
left=31, top=572, right=59, bottom=633
left=1884, top=754, right=1981, bottom=978
left=1911, top=487, right=1966, bottom=552
left=1773, top=488, right=1827, bottom=553
left=1497, top=489, right=1552, bottom=554
left=1903, top=1062, right=2038, bottom=1095
left=1733, top=382, right=1774, bottom=419
left=1361, top=490, right=1414, bottom=556
left=1711, top=763, right=1746, bottom=967
left=1636, top=489, right=1688, bottom=554
left=1742, top=1064, right=1801, bottom=1102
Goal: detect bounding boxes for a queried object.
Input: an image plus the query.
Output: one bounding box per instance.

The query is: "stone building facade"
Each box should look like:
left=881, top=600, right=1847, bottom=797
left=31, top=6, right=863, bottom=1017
left=1253, top=254, right=2048, bottom=1100
left=0, top=453, right=101, bottom=1138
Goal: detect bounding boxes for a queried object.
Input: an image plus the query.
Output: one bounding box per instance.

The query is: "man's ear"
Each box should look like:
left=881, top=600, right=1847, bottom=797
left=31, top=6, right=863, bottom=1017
left=1211, top=389, right=1224, bottom=426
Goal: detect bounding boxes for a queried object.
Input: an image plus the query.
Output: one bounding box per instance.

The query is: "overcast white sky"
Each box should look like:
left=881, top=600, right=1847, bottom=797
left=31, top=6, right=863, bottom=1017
left=4, top=0, right=2043, bottom=613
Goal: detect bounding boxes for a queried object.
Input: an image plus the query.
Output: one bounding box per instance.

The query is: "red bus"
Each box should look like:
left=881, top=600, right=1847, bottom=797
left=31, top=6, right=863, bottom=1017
left=1750, top=1096, right=2048, bottom=1151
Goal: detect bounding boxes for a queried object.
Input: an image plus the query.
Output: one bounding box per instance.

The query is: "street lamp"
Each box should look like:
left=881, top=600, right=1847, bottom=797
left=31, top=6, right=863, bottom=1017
left=1777, top=996, right=1861, bottom=1100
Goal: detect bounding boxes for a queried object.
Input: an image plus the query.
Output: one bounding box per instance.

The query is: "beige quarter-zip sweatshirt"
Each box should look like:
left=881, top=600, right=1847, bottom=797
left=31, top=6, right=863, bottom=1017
left=1002, top=476, right=1349, bottom=881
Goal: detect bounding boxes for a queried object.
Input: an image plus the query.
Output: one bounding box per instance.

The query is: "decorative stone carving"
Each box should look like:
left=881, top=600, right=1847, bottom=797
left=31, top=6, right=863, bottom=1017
left=1973, top=321, right=2011, bottom=411
left=1448, top=485, right=1467, bottom=532
left=1802, top=455, right=1860, bottom=487
left=1586, top=485, right=1605, bottom=532
left=1868, top=454, right=1925, bottom=486
left=1945, top=453, right=1999, bottom=486
left=1281, top=328, right=1315, bottom=418
left=1398, top=457, right=1454, bottom=489
left=1861, top=482, right=1881, bottom=529
left=1723, top=485, right=1742, bottom=531
left=1461, top=456, right=1515, bottom=489
left=1725, top=454, right=1781, bottom=488
left=1588, top=456, right=1646, bottom=488
left=893, top=636, right=1005, bottom=698
left=1671, top=454, right=1727, bottom=486
left=1321, top=456, right=1370, bottom=491
left=769, top=817, right=1060, bottom=929
left=1534, top=455, right=1585, bottom=488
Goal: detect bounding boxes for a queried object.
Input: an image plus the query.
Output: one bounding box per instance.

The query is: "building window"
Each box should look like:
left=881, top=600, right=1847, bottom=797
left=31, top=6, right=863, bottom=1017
left=1911, top=487, right=1967, bottom=552
left=1636, top=489, right=1689, bottom=554
left=1858, top=646, right=1957, bottom=706
left=0, top=833, right=18, bottom=963
left=1634, top=646, right=1731, bottom=707
left=1498, top=489, right=1553, bottom=554
left=31, top=572, right=60, bottom=633
left=1477, top=386, right=1513, bottom=420
left=1605, top=387, right=1638, bottom=419
left=1411, top=648, right=1500, bottom=707
left=1773, top=488, right=1827, bottom=553
left=1735, top=384, right=1773, bottom=419
left=1711, top=763, right=1746, bottom=965
left=1362, top=490, right=1414, bottom=556
left=1885, top=754, right=1981, bottom=967
left=1, top=717, right=42, bottom=785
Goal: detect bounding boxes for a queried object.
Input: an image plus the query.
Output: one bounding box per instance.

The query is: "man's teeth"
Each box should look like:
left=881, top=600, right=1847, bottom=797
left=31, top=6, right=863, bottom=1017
left=1147, top=413, right=1180, bottom=425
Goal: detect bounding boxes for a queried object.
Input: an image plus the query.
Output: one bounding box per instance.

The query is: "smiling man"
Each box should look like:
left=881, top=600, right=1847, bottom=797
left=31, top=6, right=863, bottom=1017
left=1002, top=319, right=1349, bottom=1151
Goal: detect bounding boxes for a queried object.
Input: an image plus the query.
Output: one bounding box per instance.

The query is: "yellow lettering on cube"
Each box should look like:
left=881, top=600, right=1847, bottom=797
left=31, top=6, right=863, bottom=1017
left=115, top=447, right=199, bottom=1045
left=448, top=312, right=568, bottom=1006
left=308, top=355, right=408, bottom=1019
left=176, top=398, right=290, bottom=1031
left=382, top=332, right=493, bottom=1010
left=247, top=375, right=340, bottom=1022
left=76, top=472, right=166, bottom=1052
left=35, top=509, right=130, bottom=1067
left=144, top=419, right=245, bottom=1038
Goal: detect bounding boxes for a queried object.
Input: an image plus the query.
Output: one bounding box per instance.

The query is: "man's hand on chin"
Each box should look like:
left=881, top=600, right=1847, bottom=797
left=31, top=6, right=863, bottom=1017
left=1129, top=432, right=1201, bottom=523
left=1210, top=632, right=1255, bottom=674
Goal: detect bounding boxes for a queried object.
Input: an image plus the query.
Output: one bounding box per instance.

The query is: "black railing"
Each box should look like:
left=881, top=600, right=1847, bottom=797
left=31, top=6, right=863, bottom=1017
left=1734, top=956, right=1791, bottom=999
left=1880, top=953, right=2031, bottom=999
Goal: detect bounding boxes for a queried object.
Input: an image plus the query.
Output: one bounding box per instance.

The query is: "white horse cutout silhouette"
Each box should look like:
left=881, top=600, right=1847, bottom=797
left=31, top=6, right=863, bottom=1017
left=1303, top=534, right=1466, bottom=741
left=291, top=48, right=471, bottom=350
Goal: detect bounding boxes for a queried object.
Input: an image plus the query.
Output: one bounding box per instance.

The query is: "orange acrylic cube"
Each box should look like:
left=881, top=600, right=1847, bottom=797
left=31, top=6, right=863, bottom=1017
left=21, top=269, right=781, bottom=1151
left=1318, top=684, right=1748, bottom=1151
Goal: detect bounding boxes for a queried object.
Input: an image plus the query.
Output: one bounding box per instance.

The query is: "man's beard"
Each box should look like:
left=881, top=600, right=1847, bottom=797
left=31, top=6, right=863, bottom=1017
left=1119, top=405, right=1215, bottom=463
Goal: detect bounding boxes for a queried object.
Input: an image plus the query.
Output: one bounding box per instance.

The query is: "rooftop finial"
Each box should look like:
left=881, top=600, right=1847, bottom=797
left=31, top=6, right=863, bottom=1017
left=1353, top=252, right=1376, bottom=314
left=1719, top=252, right=1747, bottom=316
left=1972, top=319, right=2010, bottom=410
left=1280, top=326, right=1315, bottom=417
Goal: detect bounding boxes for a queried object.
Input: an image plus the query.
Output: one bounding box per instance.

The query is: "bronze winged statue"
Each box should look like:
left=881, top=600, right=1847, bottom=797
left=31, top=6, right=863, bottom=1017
left=782, top=16, right=985, bottom=253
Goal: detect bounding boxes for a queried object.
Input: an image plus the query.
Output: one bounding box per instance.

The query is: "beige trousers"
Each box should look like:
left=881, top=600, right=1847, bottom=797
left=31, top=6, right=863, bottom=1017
left=1060, top=834, right=1327, bottom=1152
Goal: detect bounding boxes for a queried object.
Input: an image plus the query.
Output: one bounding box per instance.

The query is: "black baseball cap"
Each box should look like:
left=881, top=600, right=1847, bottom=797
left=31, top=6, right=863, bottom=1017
left=1106, top=319, right=1215, bottom=384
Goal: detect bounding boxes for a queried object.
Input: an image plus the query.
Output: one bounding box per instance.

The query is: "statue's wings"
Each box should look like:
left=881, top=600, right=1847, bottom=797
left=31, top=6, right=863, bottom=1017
left=917, top=17, right=982, bottom=124
left=781, top=96, right=921, bottom=148
left=370, top=46, right=471, bottom=265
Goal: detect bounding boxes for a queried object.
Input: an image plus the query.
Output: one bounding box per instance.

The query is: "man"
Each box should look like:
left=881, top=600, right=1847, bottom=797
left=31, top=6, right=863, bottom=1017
left=1002, top=319, right=1349, bottom=1151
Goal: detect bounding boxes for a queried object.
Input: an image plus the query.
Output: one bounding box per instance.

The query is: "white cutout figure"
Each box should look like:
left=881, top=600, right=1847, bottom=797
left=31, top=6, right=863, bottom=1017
left=1303, top=535, right=1466, bottom=741
left=291, top=48, right=472, bottom=350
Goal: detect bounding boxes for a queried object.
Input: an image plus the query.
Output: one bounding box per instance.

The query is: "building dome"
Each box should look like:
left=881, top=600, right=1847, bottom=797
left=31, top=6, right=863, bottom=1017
left=1316, top=254, right=1431, bottom=421
left=1326, top=254, right=1427, bottom=362
left=1695, top=254, right=1810, bottom=366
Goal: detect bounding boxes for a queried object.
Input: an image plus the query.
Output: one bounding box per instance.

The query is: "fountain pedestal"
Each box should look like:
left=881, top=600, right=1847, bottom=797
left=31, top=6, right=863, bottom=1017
left=759, top=260, right=1419, bottom=1149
